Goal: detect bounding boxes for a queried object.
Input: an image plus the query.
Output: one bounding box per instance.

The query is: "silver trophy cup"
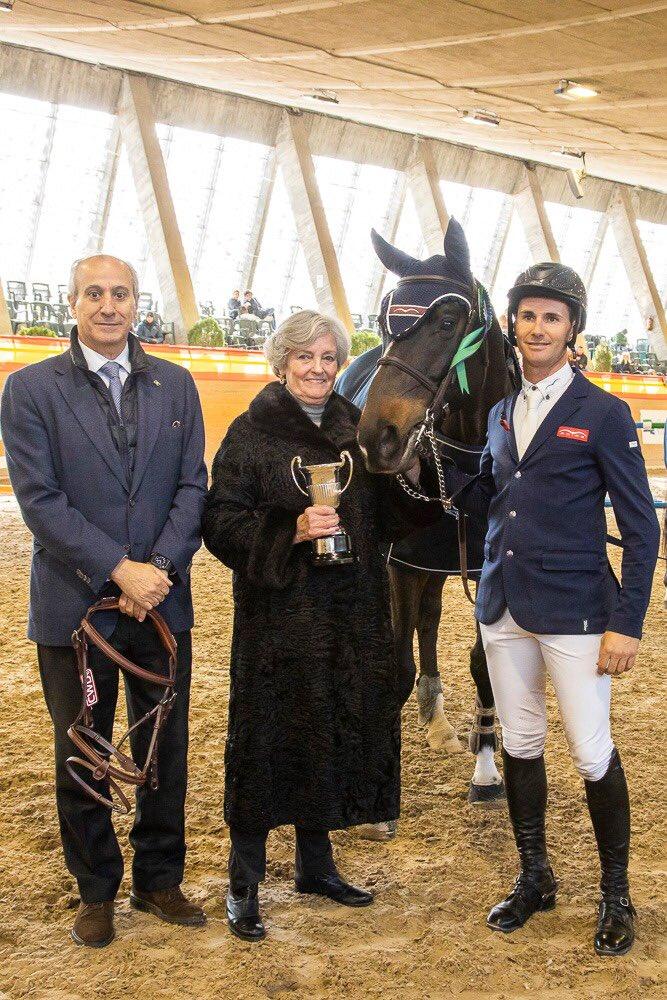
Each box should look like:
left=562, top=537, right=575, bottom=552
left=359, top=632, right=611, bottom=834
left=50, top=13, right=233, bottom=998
left=291, top=450, right=355, bottom=565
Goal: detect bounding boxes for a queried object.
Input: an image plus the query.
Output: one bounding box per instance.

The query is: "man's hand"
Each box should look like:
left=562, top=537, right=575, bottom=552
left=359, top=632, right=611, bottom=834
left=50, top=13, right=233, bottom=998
left=118, top=592, right=148, bottom=622
left=111, top=558, right=172, bottom=611
left=294, top=505, right=339, bottom=544
left=596, top=631, right=640, bottom=676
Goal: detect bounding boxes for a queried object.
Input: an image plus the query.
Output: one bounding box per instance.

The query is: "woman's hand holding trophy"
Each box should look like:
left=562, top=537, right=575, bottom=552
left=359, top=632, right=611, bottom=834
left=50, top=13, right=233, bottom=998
left=291, top=451, right=355, bottom=564
left=294, top=505, right=340, bottom=544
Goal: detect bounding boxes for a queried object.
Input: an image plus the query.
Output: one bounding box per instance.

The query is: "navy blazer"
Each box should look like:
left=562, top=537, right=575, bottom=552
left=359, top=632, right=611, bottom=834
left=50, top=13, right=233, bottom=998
left=1, top=332, right=207, bottom=644
left=452, top=369, right=659, bottom=638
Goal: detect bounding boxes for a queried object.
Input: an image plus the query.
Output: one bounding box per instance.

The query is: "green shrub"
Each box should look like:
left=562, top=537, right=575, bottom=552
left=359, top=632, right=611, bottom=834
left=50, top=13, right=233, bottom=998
left=188, top=317, right=225, bottom=347
left=19, top=325, right=58, bottom=338
left=350, top=329, right=381, bottom=357
left=592, top=341, right=613, bottom=372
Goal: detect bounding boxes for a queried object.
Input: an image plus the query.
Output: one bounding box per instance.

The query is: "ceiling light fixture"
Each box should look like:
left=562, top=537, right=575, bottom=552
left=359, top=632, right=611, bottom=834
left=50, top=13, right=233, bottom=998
left=306, top=89, right=339, bottom=105
left=554, top=79, right=599, bottom=100
left=461, top=109, right=500, bottom=127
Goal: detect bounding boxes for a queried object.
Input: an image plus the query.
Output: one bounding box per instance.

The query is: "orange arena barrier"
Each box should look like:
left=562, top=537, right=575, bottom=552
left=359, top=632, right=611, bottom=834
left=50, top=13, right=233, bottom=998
left=1, top=336, right=665, bottom=494
left=0, top=336, right=274, bottom=494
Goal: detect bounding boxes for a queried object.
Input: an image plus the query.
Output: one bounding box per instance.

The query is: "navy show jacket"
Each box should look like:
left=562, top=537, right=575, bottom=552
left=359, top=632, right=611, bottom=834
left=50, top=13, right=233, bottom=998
left=452, top=369, right=659, bottom=638
left=1, top=331, right=207, bottom=645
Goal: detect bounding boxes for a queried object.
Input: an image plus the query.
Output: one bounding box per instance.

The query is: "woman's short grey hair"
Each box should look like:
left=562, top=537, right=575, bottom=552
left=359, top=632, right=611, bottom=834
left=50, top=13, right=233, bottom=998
left=264, top=310, right=350, bottom=376
left=68, top=255, right=139, bottom=302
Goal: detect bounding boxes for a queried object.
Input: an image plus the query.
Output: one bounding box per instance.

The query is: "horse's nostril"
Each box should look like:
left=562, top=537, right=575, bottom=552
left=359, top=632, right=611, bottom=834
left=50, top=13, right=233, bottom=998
left=378, top=423, right=400, bottom=461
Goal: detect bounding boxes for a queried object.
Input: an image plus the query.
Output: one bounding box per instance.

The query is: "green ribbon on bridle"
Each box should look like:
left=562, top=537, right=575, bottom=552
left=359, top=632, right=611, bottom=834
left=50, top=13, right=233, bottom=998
left=447, top=287, right=487, bottom=395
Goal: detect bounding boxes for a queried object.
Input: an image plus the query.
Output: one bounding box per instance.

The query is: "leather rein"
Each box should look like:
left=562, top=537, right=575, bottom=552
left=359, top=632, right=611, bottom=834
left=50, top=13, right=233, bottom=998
left=66, top=597, right=178, bottom=815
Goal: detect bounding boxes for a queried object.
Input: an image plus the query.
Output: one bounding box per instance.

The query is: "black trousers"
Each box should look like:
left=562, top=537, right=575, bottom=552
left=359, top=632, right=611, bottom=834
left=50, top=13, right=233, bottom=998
left=228, top=825, right=338, bottom=892
left=37, top=616, right=192, bottom=904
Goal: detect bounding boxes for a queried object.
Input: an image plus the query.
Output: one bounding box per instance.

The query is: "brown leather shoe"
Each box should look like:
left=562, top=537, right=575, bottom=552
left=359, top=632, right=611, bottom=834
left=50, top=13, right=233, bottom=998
left=130, top=885, right=206, bottom=926
left=71, top=901, right=115, bottom=948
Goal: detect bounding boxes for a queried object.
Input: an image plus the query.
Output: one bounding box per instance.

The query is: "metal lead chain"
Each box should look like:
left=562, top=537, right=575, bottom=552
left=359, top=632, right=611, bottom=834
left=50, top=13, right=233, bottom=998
left=396, top=414, right=458, bottom=519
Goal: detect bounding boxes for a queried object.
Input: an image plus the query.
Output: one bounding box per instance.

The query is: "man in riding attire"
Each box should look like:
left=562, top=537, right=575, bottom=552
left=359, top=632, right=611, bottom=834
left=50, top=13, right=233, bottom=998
left=448, top=263, right=659, bottom=955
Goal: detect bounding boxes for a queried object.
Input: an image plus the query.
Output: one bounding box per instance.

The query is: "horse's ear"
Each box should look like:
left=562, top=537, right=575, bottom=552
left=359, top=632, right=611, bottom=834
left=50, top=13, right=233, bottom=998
left=443, top=217, right=471, bottom=280
left=371, top=228, right=418, bottom=277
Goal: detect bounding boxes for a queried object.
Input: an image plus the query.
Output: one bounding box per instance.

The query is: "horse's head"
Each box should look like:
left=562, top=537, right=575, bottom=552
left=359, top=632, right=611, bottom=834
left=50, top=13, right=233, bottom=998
left=358, top=218, right=497, bottom=474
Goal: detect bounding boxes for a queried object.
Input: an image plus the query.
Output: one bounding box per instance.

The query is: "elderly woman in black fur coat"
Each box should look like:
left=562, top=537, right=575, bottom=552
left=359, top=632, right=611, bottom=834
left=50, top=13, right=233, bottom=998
left=202, top=310, right=434, bottom=942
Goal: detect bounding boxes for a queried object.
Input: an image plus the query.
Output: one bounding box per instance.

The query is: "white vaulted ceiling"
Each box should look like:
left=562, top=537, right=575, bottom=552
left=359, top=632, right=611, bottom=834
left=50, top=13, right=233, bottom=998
left=0, top=1, right=665, bottom=191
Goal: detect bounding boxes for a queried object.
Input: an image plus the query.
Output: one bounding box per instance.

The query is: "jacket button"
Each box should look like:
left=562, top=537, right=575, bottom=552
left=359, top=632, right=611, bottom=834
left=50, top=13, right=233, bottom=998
left=509, top=510, right=516, bottom=518
left=506, top=549, right=514, bottom=557
left=129, top=498, right=136, bottom=507
left=123, top=544, right=131, bottom=553
left=515, top=471, right=521, bottom=478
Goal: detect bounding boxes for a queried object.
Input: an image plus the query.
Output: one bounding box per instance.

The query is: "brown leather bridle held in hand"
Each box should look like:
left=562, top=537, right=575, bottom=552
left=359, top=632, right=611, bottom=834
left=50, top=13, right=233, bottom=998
left=66, top=597, right=177, bottom=815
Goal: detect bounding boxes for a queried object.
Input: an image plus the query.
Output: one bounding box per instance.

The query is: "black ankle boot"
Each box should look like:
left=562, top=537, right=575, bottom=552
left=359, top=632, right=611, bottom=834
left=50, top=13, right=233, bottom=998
left=487, top=751, right=557, bottom=933
left=585, top=749, right=636, bottom=956
left=226, top=884, right=266, bottom=941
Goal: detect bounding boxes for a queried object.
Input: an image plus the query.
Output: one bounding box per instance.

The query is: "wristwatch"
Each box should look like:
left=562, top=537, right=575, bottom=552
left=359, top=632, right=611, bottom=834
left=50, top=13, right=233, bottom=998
left=149, top=553, right=174, bottom=575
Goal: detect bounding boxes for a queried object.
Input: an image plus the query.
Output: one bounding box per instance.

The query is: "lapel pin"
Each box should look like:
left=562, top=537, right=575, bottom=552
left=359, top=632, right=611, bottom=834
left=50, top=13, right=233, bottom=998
left=500, top=417, right=510, bottom=432
left=172, top=420, right=181, bottom=428
left=153, top=379, right=161, bottom=386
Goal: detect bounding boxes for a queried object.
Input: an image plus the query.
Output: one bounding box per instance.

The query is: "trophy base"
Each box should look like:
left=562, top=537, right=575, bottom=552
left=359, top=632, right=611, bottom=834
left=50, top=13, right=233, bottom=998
left=312, top=532, right=355, bottom=566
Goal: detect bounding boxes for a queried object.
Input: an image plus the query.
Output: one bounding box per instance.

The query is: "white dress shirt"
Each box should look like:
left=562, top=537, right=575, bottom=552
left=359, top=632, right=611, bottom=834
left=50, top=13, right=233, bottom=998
left=79, top=339, right=132, bottom=387
left=513, top=359, right=574, bottom=459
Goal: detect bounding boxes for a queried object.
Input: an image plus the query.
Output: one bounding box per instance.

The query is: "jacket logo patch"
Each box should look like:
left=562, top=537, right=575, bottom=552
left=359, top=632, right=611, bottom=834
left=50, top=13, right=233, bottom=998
left=557, top=425, right=589, bottom=442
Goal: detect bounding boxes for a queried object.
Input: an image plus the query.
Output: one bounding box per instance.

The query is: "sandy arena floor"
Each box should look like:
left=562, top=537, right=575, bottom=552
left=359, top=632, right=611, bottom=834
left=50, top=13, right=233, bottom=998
left=0, top=496, right=664, bottom=1000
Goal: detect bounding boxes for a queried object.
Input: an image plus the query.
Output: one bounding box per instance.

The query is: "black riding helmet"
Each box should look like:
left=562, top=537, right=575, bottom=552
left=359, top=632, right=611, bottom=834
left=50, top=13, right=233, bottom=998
left=508, top=262, right=587, bottom=349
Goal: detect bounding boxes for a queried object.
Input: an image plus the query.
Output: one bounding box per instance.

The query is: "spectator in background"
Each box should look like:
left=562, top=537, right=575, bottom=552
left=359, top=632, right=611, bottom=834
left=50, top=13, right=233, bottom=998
left=228, top=290, right=241, bottom=321
left=135, top=312, right=164, bottom=344
left=618, top=351, right=635, bottom=374
left=240, top=304, right=260, bottom=325
left=244, top=290, right=275, bottom=326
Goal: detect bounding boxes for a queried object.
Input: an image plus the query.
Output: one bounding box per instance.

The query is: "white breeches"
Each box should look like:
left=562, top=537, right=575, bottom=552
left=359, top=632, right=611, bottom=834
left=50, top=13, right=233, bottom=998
left=480, top=610, right=614, bottom=782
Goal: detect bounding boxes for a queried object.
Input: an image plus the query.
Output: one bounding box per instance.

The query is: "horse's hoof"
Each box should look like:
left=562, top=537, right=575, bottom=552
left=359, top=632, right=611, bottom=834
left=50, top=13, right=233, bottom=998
left=355, top=820, right=398, bottom=842
left=427, top=725, right=465, bottom=753
left=468, top=781, right=506, bottom=806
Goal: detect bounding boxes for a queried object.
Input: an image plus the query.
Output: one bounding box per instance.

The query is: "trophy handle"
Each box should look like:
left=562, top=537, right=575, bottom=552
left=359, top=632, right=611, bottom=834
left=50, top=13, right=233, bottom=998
left=291, top=456, right=310, bottom=497
left=339, top=450, right=354, bottom=495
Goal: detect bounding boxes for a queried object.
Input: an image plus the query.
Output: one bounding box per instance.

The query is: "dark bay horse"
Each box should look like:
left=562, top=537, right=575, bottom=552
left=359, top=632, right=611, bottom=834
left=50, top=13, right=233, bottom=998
left=343, top=219, right=519, bottom=805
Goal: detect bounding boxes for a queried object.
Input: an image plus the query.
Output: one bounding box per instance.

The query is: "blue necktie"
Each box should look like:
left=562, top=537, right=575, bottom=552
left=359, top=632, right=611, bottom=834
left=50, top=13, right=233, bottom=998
left=99, top=361, right=124, bottom=423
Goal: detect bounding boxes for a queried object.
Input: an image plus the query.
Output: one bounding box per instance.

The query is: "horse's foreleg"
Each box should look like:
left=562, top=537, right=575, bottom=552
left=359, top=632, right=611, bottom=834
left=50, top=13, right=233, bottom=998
left=468, top=620, right=505, bottom=804
left=388, top=564, right=422, bottom=708
left=416, top=575, right=464, bottom=754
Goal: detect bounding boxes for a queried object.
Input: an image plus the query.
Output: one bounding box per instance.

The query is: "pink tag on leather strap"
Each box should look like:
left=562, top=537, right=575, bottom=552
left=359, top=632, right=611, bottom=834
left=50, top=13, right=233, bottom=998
left=84, top=667, right=99, bottom=708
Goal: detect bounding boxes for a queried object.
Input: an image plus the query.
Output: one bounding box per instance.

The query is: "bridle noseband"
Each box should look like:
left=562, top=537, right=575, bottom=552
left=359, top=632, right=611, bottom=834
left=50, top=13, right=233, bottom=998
left=66, top=597, right=178, bottom=815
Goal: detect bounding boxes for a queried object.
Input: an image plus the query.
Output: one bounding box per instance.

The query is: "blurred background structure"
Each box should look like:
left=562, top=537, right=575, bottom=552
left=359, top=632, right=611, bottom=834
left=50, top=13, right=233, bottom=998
left=0, top=2, right=664, bottom=368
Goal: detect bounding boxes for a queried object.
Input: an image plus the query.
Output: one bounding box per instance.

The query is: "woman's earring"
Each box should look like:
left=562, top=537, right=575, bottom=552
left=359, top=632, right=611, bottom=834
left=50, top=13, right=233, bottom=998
left=279, top=373, right=286, bottom=385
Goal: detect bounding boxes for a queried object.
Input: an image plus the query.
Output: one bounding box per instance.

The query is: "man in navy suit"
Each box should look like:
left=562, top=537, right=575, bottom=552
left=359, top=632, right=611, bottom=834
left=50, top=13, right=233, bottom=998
left=1, top=255, right=207, bottom=947
left=449, top=263, right=659, bottom=956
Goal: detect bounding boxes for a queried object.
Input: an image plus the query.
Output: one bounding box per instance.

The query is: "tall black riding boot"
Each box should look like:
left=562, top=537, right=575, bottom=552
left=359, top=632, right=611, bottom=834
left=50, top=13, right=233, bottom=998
left=487, top=750, right=557, bottom=933
left=585, top=749, right=636, bottom=957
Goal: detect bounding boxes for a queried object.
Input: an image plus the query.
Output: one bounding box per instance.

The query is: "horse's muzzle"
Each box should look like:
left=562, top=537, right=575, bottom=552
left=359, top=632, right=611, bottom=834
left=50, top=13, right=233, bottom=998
left=358, top=420, right=418, bottom=474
